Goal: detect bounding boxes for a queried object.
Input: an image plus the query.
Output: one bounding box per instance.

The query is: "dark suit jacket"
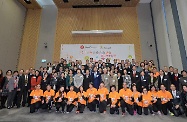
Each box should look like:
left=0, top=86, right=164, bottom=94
left=83, top=75, right=92, bottom=91
left=169, top=90, right=181, bottom=105
left=148, top=76, right=158, bottom=88
left=18, top=75, right=25, bottom=91
left=140, top=75, right=149, bottom=90
left=130, top=71, right=141, bottom=91
left=158, top=75, right=171, bottom=90
left=171, top=73, right=181, bottom=90
left=91, top=72, right=101, bottom=89
left=117, top=76, right=123, bottom=92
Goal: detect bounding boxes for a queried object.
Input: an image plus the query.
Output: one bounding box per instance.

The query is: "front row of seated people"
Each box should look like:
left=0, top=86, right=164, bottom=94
left=30, top=82, right=187, bottom=117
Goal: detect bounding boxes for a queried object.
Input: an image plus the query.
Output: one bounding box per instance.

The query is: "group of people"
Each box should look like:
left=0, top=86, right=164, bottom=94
left=0, top=58, right=187, bottom=117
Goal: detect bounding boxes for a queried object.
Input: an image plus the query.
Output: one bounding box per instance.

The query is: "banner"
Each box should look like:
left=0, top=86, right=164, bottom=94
left=60, top=44, right=135, bottom=64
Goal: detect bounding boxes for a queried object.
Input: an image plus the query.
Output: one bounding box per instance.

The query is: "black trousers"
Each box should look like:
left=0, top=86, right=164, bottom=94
left=7, top=89, right=17, bottom=107
left=55, top=101, right=66, bottom=111
left=99, top=101, right=107, bottom=113
left=120, top=100, right=133, bottom=115
left=27, top=91, right=31, bottom=106
left=143, top=105, right=153, bottom=115
left=110, top=106, right=119, bottom=114
left=77, top=102, right=85, bottom=113
left=173, top=105, right=185, bottom=117
left=30, top=101, right=41, bottom=113
left=133, top=103, right=142, bottom=115
left=22, top=86, right=28, bottom=106
left=42, top=100, right=53, bottom=110
left=152, top=102, right=159, bottom=112
left=13, top=91, right=22, bottom=107
left=1, top=96, right=7, bottom=108
left=88, top=100, right=97, bottom=112
left=66, top=104, right=74, bottom=112
left=158, top=101, right=173, bottom=115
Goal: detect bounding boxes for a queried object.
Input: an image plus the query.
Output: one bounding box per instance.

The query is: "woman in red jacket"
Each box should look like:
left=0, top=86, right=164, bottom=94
left=31, top=70, right=42, bottom=91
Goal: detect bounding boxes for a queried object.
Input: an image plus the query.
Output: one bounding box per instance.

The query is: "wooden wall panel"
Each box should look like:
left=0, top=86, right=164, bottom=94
left=18, top=9, right=41, bottom=70
left=53, top=7, right=142, bottom=62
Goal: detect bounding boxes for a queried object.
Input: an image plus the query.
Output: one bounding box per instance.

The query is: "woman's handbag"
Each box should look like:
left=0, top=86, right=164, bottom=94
left=0, top=89, right=9, bottom=96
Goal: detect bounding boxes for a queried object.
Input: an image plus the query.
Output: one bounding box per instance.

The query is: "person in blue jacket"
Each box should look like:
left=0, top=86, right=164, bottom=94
left=92, top=66, right=101, bottom=89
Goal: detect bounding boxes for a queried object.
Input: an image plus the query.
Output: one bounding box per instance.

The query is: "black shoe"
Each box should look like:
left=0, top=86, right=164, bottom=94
left=0, top=106, right=2, bottom=109
left=116, top=110, right=119, bottom=115
left=17, top=106, right=20, bottom=108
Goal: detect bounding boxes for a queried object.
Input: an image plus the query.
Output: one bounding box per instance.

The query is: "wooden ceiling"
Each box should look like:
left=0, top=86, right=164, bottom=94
left=53, top=0, right=140, bottom=8
left=18, top=0, right=41, bottom=9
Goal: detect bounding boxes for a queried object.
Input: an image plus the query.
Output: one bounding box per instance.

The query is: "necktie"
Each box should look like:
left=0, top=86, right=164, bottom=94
left=174, top=74, right=178, bottom=81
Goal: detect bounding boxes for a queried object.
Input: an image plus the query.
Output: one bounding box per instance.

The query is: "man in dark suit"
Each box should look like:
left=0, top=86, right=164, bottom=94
left=130, top=66, right=141, bottom=92
left=140, top=71, right=149, bottom=92
left=15, top=69, right=25, bottom=108
left=158, top=69, right=171, bottom=90
left=171, top=68, right=181, bottom=91
left=21, top=70, right=30, bottom=107
left=143, top=65, right=151, bottom=77
left=181, top=85, right=187, bottom=116
left=170, top=84, right=184, bottom=117
left=83, top=70, right=92, bottom=91
left=105, top=58, right=111, bottom=68
left=91, top=67, right=101, bottom=89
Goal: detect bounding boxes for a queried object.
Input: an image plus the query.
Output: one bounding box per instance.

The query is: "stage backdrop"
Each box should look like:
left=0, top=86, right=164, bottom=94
left=60, top=44, right=135, bottom=64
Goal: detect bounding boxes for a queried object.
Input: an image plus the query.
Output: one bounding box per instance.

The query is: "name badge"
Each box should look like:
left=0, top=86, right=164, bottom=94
left=113, top=80, right=115, bottom=82
left=184, top=80, right=187, bottom=82
left=164, top=79, right=167, bottom=81
left=143, top=80, right=146, bottom=81
left=69, top=98, right=73, bottom=102
left=136, top=75, right=138, bottom=77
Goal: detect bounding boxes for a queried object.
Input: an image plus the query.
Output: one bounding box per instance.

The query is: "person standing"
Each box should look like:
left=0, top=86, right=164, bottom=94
left=0, top=69, right=4, bottom=109
left=83, top=70, right=92, bottom=91
left=171, top=68, right=181, bottom=91
left=74, top=69, right=84, bottom=93
left=179, top=70, right=187, bottom=91
left=181, top=85, right=187, bottom=116
left=16, top=69, right=25, bottom=108
left=101, top=68, right=110, bottom=91
left=56, top=72, right=66, bottom=92
left=122, top=69, right=131, bottom=88
left=22, top=70, right=29, bottom=107
left=92, top=67, right=101, bottom=89
left=1, top=70, right=13, bottom=109
left=117, top=72, right=123, bottom=92
left=11, top=71, right=19, bottom=108
left=109, top=71, right=118, bottom=91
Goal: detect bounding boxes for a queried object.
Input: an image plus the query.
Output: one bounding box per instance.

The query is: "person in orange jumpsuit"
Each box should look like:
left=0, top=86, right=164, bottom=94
left=54, top=86, right=66, bottom=113
left=76, top=86, right=87, bottom=114
left=142, top=87, right=154, bottom=115
left=66, top=86, right=77, bottom=113
left=148, top=85, right=161, bottom=115
left=42, top=85, right=55, bottom=113
left=119, top=82, right=134, bottom=116
left=30, top=84, right=43, bottom=113
left=132, top=83, right=142, bottom=115
left=87, top=82, right=98, bottom=112
left=109, top=85, right=120, bottom=115
left=96, top=82, right=109, bottom=114
left=157, top=84, right=173, bottom=115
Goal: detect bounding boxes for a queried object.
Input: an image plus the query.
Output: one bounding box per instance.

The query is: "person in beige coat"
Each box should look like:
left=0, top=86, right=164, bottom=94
left=101, top=68, right=110, bottom=91
left=109, top=71, right=118, bottom=91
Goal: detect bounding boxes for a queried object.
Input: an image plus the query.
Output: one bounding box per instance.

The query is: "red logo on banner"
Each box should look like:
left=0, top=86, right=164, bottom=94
left=80, top=45, right=84, bottom=49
